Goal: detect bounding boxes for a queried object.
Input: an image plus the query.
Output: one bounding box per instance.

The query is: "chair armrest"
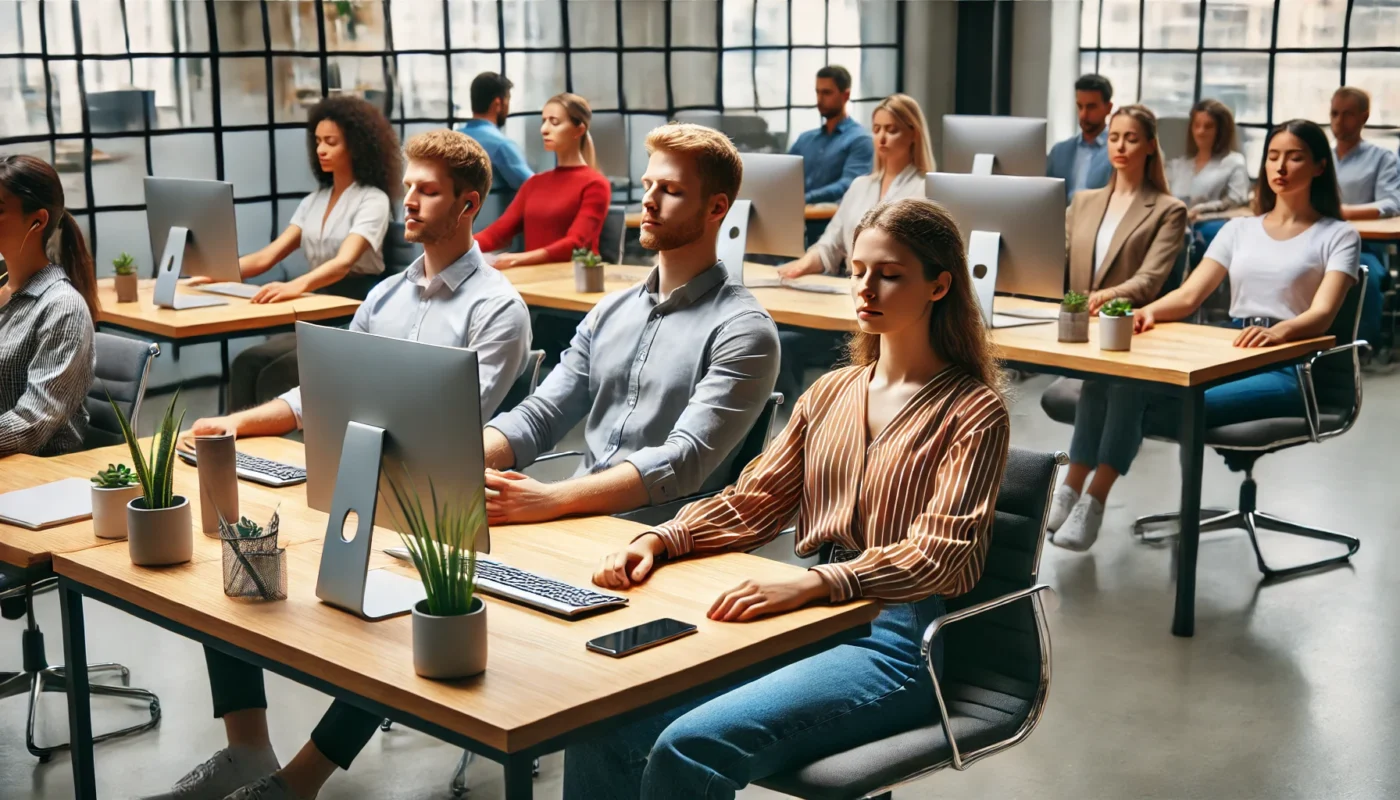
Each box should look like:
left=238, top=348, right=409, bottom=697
left=919, top=583, right=1056, bottom=771
left=1297, top=341, right=1366, bottom=443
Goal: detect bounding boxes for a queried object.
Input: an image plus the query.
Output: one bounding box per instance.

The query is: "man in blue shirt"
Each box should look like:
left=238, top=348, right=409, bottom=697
left=1047, top=74, right=1114, bottom=203
left=788, top=65, right=874, bottom=204
left=456, top=72, right=533, bottom=193
left=1330, top=85, right=1395, bottom=346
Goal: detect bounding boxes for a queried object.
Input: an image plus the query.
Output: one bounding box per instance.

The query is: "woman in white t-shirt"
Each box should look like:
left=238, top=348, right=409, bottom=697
left=1056, top=119, right=1360, bottom=552
left=225, top=95, right=401, bottom=410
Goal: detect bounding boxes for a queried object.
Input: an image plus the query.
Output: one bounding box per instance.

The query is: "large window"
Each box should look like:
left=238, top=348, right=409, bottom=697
left=0, top=0, right=900, bottom=279
left=1079, top=0, right=1400, bottom=173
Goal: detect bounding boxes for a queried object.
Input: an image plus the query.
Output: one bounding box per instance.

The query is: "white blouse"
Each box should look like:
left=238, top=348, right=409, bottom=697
left=289, top=182, right=392, bottom=275
left=812, top=165, right=926, bottom=276
left=1165, top=152, right=1250, bottom=214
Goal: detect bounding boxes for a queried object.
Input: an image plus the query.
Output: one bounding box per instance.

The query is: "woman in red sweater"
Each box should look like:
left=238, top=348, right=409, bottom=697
left=477, top=93, right=612, bottom=268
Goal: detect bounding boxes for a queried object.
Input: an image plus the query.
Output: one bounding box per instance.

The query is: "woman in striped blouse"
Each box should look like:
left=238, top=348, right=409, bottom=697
left=564, top=198, right=1011, bottom=800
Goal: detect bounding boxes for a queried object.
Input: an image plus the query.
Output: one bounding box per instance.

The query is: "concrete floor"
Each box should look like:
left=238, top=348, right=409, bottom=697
left=3, top=369, right=1399, bottom=800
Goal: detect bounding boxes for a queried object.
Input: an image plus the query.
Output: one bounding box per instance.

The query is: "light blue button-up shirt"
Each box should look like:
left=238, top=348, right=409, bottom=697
left=279, top=245, right=531, bottom=424
left=1071, top=128, right=1109, bottom=198
left=788, top=115, right=875, bottom=204
left=1334, top=140, right=1400, bottom=218
left=457, top=118, right=535, bottom=191
left=487, top=263, right=780, bottom=505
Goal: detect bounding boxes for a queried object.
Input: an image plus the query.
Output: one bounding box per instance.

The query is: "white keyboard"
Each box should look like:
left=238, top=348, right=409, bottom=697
left=196, top=282, right=261, bottom=299
left=384, top=547, right=627, bottom=617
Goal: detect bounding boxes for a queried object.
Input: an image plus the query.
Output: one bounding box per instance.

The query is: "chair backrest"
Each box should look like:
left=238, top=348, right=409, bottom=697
left=382, top=221, right=421, bottom=275
left=496, top=350, right=545, bottom=416
left=1313, top=262, right=1367, bottom=411
left=85, top=334, right=160, bottom=449
left=941, top=447, right=1062, bottom=729
left=599, top=205, right=627, bottom=265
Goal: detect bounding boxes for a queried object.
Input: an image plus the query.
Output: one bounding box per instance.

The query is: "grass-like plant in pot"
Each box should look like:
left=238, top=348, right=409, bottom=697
left=1098, top=297, right=1134, bottom=352
left=90, top=463, right=142, bottom=540
left=113, top=251, right=139, bottom=303
left=571, top=248, right=605, bottom=293
left=385, top=470, right=487, bottom=679
left=1058, top=290, right=1090, bottom=343
left=111, top=390, right=194, bottom=566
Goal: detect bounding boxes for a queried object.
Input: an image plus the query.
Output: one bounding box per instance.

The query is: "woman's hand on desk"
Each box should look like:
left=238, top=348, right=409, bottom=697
left=184, top=276, right=213, bottom=286
left=707, top=572, right=829, bottom=622
left=492, top=253, right=524, bottom=270
left=483, top=469, right=564, bottom=524
left=1087, top=290, right=1118, bottom=315
left=593, top=534, right=667, bottom=590
left=776, top=260, right=821, bottom=280
left=1133, top=308, right=1158, bottom=334
left=1233, top=325, right=1286, bottom=348
left=250, top=278, right=308, bottom=304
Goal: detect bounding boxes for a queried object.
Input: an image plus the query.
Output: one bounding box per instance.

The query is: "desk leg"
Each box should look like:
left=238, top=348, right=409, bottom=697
left=218, top=339, right=230, bottom=415
left=60, top=582, right=97, bottom=800
left=503, top=755, right=534, bottom=800
left=1173, top=389, right=1206, bottom=637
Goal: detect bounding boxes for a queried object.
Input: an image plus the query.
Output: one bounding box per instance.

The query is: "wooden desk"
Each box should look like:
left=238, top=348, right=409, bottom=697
left=54, top=443, right=877, bottom=798
left=1350, top=217, right=1400, bottom=241
left=624, top=204, right=837, bottom=228
left=96, top=279, right=360, bottom=412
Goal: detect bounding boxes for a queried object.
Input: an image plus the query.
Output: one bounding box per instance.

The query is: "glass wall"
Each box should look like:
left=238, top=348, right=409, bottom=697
left=0, top=0, right=902, bottom=276
left=1079, top=0, right=1400, bottom=175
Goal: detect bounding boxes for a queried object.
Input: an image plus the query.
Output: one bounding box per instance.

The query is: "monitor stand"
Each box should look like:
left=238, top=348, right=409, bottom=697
left=153, top=226, right=228, bottom=310
left=971, top=153, right=996, bottom=176
left=967, top=229, right=1054, bottom=329
left=716, top=199, right=753, bottom=287
left=314, top=421, right=425, bottom=620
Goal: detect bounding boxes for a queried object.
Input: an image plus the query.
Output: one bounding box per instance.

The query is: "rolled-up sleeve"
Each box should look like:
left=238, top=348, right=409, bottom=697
left=0, top=295, right=93, bottom=458
left=347, top=189, right=392, bottom=250
left=811, top=180, right=860, bottom=275
left=470, top=295, right=532, bottom=419
left=277, top=387, right=304, bottom=429
left=811, top=420, right=1010, bottom=603
left=624, top=311, right=780, bottom=505
left=1374, top=150, right=1400, bottom=218
left=485, top=308, right=596, bottom=468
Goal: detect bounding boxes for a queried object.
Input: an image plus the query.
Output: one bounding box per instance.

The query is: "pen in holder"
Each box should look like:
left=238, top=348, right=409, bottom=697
left=217, top=508, right=287, bottom=601
left=196, top=433, right=238, bottom=536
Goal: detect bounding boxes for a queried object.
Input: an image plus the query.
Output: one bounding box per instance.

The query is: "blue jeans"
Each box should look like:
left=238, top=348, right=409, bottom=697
left=1070, top=380, right=1147, bottom=474
left=1358, top=247, right=1385, bottom=348
left=562, top=595, right=947, bottom=800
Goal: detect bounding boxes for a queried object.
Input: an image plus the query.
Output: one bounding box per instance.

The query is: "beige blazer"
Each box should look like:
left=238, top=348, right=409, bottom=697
left=1066, top=185, right=1188, bottom=307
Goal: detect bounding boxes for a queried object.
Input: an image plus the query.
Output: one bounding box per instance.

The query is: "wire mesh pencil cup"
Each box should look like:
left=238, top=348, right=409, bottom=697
left=217, top=509, right=287, bottom=601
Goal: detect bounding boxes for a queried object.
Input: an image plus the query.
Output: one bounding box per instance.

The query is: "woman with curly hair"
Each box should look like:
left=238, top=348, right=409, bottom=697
left=224, top=94, right=402, bottom=410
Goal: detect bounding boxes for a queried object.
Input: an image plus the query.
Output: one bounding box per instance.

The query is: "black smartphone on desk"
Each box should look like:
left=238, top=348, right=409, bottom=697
left=586, top=618, right=697, bottom=657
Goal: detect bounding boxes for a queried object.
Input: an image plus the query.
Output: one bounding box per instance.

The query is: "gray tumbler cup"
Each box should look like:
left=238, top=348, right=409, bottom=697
left=195, top=433, right=239, bottom=535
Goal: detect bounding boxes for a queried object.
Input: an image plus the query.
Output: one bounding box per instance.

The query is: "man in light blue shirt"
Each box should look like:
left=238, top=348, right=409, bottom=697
left=1047, top=74, right=1114, bottom=203
left=1330, top=85, right=1395, bottom=345
left=456, top=72, right=534, bottom=193
left=788, top=65, right=874, bottom=204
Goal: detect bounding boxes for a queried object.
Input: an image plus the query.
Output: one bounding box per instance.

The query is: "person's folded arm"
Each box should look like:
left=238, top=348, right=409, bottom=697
left=468, top=295, right=532, bottom=420
left=622, top=312, right=781, bottom=508
left=541, top=178, right=612, bottom=263
left=293, top=233, right=372, bottom=294
left=804, top=135, right=873, bottom=204
left=0, top=298, right=92, bottom=458
left=239, top=225, right=303, bottom=278
left=811, top=420, right=1010, bottom=603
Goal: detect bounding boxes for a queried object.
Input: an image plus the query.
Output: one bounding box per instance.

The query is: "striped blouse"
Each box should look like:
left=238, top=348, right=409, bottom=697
left=651, top=364, right=1011, bottom=603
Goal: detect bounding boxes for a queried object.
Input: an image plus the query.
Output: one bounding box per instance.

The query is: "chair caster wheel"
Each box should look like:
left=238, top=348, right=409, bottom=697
left=380, top=719, right=393, bottom=732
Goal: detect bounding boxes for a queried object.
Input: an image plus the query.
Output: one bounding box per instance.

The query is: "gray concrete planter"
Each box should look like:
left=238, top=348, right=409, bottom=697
left=127, top=496, right=193, bottom=566
left=1058, top=310, right=1089, bottom=343
left=574, top=262, right=605, bottom=293
left=412, top=596, right=487, bottom=679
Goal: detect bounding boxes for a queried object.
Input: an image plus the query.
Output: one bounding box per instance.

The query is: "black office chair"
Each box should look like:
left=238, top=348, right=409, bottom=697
left=83, top=333, right=161, bottom=449
left=496, top=350, right=546, bottom=416
left=1038, top=266, right=1367, bottom=579
left=598, top=205, right=627, bottom=265
left=757, top=447, right=1064, bottom=799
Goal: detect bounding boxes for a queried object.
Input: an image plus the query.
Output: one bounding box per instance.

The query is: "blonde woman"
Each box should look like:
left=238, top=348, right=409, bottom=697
left=476, top=92, right=610, bottom=269
left=774, top=93, right=935, bottom=402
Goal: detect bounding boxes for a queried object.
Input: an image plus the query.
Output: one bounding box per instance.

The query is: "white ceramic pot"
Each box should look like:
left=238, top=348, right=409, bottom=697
left=1058, top=310, right=1089, bottom=343
left=1099, top=312, right=1134, bottom=352
left=127, top=496, right=194, bottom=566
left=412, top=597, right=487, bottom=679
left=92, top=485, right=142, bottom=540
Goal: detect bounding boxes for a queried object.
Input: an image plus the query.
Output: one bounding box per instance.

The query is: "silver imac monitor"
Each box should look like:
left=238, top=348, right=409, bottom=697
left=590, top=112, right=630, bottom=184
left=143, top=177, right=248, bottom=308
left=941, top=115, right=1048, bottom=177
left=298, top=322, right=488, bottom=619
left=716, top=152, right=806, bottom=287
left=926, top=172, right=1066, bottom=328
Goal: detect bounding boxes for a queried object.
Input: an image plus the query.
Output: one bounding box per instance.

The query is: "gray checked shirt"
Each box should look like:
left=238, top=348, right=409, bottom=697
left=0, top=265, right=94, bottom=457
left=280, top=244, right=531, bottom=423
left=487, top=262, right=781, bottom=505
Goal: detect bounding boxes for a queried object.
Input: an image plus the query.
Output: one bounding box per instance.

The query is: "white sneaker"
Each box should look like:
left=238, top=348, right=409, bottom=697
left=142, top=747, right=281, bottom=800
left=1046, top=485, right=1080, bottom=532
left=1053, top=494, right=1104, bottom=552
left=224, top=775, right=304, bottom=800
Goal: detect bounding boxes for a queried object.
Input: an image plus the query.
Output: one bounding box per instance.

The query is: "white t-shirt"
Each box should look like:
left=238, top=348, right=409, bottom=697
left=1203, top=215, right=1361, bottom=321
left=289, top=182, right=392, bottom=276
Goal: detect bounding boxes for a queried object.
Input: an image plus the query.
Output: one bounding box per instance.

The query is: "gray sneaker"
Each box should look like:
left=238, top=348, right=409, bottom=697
left=224, top=775, right=304, bottom=800
left=142, top=747, right=281, bottom=800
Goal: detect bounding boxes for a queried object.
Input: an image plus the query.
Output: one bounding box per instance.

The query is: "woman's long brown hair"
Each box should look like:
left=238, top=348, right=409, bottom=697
left=845, top=198, right=1004, bottom=396
left=0, top=154, right=98, bottom=321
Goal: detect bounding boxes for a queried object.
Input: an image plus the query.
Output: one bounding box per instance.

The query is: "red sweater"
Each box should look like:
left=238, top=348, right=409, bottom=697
left=475, top=166, right=612, bottom=262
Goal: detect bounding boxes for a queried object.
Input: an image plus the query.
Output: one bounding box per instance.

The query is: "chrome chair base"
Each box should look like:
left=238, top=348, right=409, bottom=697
left=0, top=663, right=161, bottom=761
left=1132, top=508, right=1359, bottom=579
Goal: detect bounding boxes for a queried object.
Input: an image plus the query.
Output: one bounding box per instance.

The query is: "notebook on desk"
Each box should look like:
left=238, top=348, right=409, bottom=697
left=0, top=477, right=93, bottom=530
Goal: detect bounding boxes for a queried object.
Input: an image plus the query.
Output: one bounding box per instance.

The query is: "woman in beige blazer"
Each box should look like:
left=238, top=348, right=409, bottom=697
left=1051, top=104, right=1187, bottom=552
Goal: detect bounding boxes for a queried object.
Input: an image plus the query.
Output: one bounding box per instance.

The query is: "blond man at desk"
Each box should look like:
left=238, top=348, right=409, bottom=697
left=150, top=130, right=530, bottom=800
left=482, top=122, right=781, bottom=524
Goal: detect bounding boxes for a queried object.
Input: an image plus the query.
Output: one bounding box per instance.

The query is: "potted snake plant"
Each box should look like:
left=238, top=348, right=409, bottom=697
left=113, top=252, right=139, bottom=303
left=112, top=391, right=193, bottom=566
left=1098, top=297, right=1134, bottom=352
left=90, top=463, right=142, bottom=540
left=1058, top=290, right=1090, bottom=343
left=386, top=471, right=487, bottom=679
left=572, top=247, right=606, bottom=294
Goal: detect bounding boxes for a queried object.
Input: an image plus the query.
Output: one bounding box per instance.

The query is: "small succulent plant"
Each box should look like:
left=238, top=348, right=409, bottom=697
left=112, top=252, right=137, bottom=277
left=1100, top=298, right=1133, bottom=317
left=1061, top=290, right=1088, bottom=314
left=91, top=463, right=137, bottom=489
left=233, top=516, right=265, bottom=539
left=571, top=248, right=603, bottom=268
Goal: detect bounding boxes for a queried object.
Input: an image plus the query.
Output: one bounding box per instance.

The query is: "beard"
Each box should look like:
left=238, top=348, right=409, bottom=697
left=639, top=208, right=707, bottom=252
left=404, top=213, right=461, bottom=245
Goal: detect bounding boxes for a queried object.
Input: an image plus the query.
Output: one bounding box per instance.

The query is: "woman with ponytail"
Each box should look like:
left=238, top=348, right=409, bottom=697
left=476, top=92, right=611, bottom=268
left=0, top=154, right=97, bottom=457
